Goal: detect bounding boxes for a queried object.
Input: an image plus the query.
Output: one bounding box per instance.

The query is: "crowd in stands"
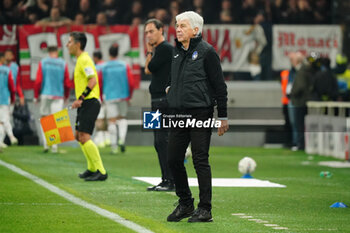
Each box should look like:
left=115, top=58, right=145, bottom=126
left=0, top=0, right=332, bottom=26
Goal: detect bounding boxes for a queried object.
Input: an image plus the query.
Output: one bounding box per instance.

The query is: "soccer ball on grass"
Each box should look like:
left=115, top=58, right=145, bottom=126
left=238, top=157, right=257, bottom=177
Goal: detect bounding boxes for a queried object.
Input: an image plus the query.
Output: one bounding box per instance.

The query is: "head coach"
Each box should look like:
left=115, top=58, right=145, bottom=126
left=166, top=11, right=229, bottom=222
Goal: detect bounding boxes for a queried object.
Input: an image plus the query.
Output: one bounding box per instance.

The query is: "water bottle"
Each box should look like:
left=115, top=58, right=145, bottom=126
left=320, top=171, right=332, bottom=178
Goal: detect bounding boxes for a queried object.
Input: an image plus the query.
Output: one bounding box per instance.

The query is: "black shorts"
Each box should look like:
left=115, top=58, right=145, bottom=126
left=75, top=98, right=100, bottom=135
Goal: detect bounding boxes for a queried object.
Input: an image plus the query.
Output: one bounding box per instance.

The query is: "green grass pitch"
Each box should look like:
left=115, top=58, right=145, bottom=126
left=0, top=145, right=349, bottom=233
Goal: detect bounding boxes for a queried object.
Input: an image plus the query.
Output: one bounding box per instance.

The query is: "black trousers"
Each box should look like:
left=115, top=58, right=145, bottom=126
left=168, top=107, right=213, bottom=211
left=152, top=98, right=173, bottom=182
left=295, top=106, right=307, bottom=150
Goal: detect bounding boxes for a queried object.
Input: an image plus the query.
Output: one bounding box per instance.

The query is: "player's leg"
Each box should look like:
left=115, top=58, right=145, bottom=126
left=116, top=101, right=128, bottom=153
left=94, top=103, right=106, bottom=148
left=2, top=104, right=17, bottom=145
left=77, top=99, right=107, bottom=181
left=49, top=99, right=64, bottom=153
left=76, top=110, right=95, bottom=178
left=39, top=97, right=51, bottom=152
left=106, top=101, right=118, bottom=154
left=0, top=123, right=5, bottom=151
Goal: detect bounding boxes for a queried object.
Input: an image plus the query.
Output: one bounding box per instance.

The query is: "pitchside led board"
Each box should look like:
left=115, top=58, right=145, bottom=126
left=40, top=109, right=75, bottom=146
left=305, top=114, right=349, bottom=160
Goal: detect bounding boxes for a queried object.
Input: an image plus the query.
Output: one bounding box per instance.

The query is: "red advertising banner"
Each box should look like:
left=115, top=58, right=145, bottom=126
left=18, top=25, right=140, bottom=89
left=0, top=25, right=18, bottom=61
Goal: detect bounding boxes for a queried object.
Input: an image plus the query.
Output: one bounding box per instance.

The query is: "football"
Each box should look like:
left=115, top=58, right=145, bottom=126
left=238, top=157, right=257, bottom=174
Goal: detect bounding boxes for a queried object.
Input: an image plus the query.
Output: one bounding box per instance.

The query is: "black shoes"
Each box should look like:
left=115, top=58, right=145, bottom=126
left=78, top=170, right=94, bottom=179
left=79, top=170, right=108, bottom=181
left=147, top=180, right=175, bottom=191
left=167, top=202, right=195, bottom=222
left=120, top=144, right=126, bottom=153
left=188, top=208, right=213, bottom=222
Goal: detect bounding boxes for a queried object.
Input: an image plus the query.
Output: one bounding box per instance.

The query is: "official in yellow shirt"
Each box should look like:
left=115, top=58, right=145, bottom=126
left=66, top=32, right=107, bottom=181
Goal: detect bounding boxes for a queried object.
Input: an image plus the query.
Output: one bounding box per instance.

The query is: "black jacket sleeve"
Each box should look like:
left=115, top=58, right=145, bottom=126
left=204, top=47, right=228, bottom=118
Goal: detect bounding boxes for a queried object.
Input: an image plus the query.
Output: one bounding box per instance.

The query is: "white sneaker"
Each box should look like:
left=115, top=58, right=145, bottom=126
left=51, top=145, right=58, bottom=153
left=111, top=148, right=118, bottom=154
left=0, top=142, right=8, bottom=148
left=185, top=146, right=192, bottom=158
left=10, top=136, right=18, bottom=145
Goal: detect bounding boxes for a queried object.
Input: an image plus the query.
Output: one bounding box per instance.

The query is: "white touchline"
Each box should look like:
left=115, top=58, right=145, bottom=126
left=0, top=159, right=154, bottom=233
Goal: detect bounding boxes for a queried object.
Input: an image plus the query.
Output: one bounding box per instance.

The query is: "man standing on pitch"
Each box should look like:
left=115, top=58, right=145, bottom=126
left=166, top=11, right=228, bottom=222
left=144, top=18, right=174, bottom=191
left=35, top=46, right=71, bottom=153
left=66, top=32, right=107, bottom=181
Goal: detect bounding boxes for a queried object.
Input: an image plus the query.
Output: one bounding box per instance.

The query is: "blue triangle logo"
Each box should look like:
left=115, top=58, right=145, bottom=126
left=330, top=202, right=347, bottom=208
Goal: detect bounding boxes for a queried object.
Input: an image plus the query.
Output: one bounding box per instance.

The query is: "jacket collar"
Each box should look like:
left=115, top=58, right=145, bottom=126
left=175, top=34, right=202, bottom=53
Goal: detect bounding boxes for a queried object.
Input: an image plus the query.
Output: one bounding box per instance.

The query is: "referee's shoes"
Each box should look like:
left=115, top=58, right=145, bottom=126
left=79, top=170, right=108, bottom=181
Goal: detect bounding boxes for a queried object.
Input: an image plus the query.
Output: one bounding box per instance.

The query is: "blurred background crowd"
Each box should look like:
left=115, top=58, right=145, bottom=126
left=0, top=0, right=344, bottom=26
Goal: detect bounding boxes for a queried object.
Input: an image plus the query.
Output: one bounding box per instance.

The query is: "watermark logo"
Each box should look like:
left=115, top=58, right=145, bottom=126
left=143, top=110, right=162, bottom=129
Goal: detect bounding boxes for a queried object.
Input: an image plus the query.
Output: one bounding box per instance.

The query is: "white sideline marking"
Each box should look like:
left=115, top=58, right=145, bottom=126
left=0, top=202, right=73, bottom=206
left=0, top=159, right=154, bottom=233
left=232, top=213, right=288, bottom=230
left=134, top=177, right=286, bottom=188
left=264, top=224, right=279, bottom=227
left=240, top=216, right=253, bottom=218
left=318, top=161, right=350, bottom=168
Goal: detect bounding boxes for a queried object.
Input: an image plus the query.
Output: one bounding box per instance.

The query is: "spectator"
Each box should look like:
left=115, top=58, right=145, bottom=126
left=286, top=52, right=304, bottom=150
left=313, top=57, right=338, bottom=101
left=241, top=0, right=259, bottom=24
left=23, top=8, right=39, bottom=24
left=123, top=0, right=144, bottom=24
left=155, top=8, right=170, bottom=25
left=271, top=0, right=288, bottom=24
left=1, top=0, right=22, bottom=24
left=35, top=7, right=72, bottom=27
left=36, top=0, right=51, bottom=19
left=98, top=0, right=121, bottom=24
left=96, top=12, right=108, bottom=26
left=169, top=0, right=181, bottom=26
left=74, top=13, right=85, bottom=25
left=285, top=0, right=299, bottom=24
left=78, top=0, right=97, bottom=24
left=313, top=0, right=330, bottom=24
left=100, top=44, right=134, bottom=154
left=34, top=46, right=71, bottom=153
left=4, top=49, right=25, bottom=106
left=219, top=0, right=234, bottom=24
left=92, top=51, right=109, bottom=148
left=52, top=0, right=68, bottom=18
left=191, top=0, right=214, bottom=23
left=290, top=52, right=318, bottom=150
left=245, top=13, right=267, bottom=80
left=296, top=0, right=314, bottom=24
left=131, top=17, right=142, bottom=27
left=0, top=52, right=16, bottom=151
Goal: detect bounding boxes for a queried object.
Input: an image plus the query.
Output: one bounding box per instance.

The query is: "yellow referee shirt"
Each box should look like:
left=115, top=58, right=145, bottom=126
left=74, top=52, right=100, bottom=100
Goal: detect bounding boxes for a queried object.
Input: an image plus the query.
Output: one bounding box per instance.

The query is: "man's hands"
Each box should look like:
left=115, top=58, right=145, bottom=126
left=71, top=99, right=83, bottom=109
left=218, top=120, right=229, bottom=136
left=146, top=41, right=154, bottom=53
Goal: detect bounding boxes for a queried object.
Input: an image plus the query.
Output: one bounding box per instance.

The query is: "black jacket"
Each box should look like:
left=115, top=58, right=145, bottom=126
left=167, top=35, right=228, bottom=118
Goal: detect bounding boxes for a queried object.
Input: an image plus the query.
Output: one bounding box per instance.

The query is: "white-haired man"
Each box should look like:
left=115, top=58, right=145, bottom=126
left=166, top=11, right=228, bottom=222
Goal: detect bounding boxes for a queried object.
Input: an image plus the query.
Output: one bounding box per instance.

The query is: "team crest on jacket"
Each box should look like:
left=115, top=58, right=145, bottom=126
left=192, top=51, right=198, bottom=60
